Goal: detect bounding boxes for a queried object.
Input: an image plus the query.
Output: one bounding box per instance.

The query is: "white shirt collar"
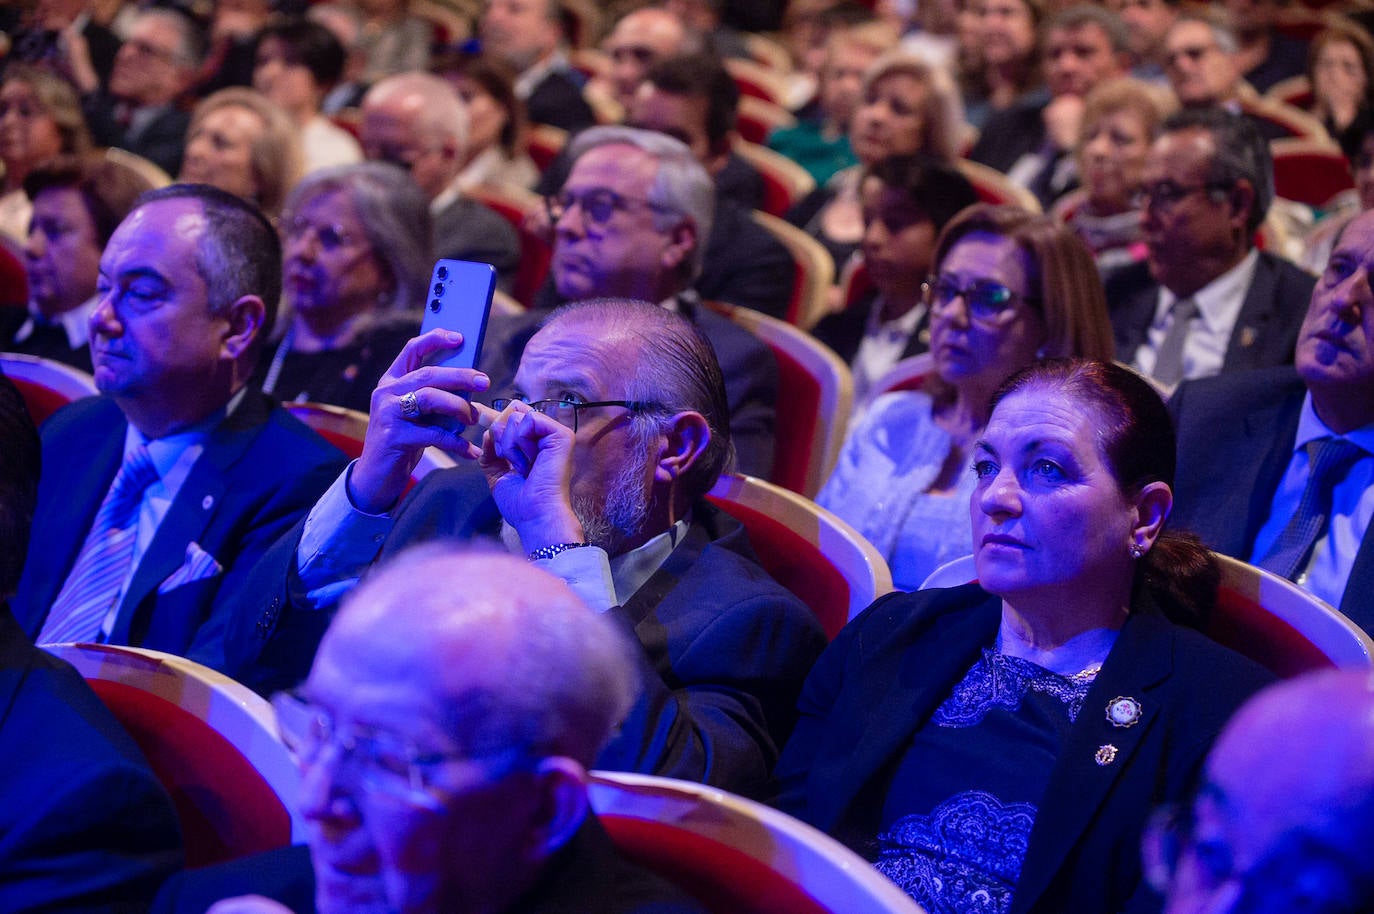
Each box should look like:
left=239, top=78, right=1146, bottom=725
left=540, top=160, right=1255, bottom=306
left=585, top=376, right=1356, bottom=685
left=1156, top=248, right=1260, bottom=335
left=17, top=296, right=99, bottom=349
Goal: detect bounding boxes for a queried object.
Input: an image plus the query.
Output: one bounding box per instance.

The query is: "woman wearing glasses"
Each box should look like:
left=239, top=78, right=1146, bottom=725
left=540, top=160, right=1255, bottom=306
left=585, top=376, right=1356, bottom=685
left=253, top=162, right=430, bottom=412
left=817, top=204, right=1114, bottom=591
left=779, top=358, right=1273, bottom=914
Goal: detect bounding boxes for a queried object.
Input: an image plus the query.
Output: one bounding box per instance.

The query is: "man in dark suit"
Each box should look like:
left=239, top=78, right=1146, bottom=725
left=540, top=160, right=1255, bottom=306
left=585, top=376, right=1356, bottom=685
left=970, top=5, right=1131, bottom=208
left=0, top=370, right=184, bottom=910
left=158, top=545, right=706, bottom=914
left=1170, top=208, right=1374, bottom=629
left=11, top=185, right=346, bottom=675
left=530, top=125, right=779, bottom=476
left=231, top=299, right=824, bottom=799
left=479, top=0, right=596, bottom=132
left=74, top=8, right=201, bottom=176
left=1108, top=107, right=1314, bottom=391
left=360, top=72, right=520, bottom=290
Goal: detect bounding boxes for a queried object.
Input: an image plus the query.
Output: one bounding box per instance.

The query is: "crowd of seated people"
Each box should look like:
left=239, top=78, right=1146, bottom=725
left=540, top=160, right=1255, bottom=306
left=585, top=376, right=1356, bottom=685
left=3, top=0, right=1374, bottom=911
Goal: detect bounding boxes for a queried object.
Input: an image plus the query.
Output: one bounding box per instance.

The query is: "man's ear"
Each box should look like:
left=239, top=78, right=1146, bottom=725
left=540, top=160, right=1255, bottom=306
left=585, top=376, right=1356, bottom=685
left=220, top=294, right=266, bottom=360
left=659, top=218, right=699, bottom=275
left=1131, top=480, right=1173, bottom=555
left=1227, top=178, right=1256, bottom=232
left=653, top=409, right=711, bottom=484
left=524, top=756, right=589, bottom=862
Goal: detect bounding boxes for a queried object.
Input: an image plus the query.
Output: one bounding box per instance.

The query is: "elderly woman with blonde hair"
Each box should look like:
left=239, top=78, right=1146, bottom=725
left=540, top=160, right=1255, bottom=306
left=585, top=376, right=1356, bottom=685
left=180, top=87, right=303, bottom=220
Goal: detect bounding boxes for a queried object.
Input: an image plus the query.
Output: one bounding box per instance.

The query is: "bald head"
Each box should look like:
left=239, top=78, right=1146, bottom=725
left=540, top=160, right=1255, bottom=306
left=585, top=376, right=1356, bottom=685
left=1163, top=671, right=1374, bottom=914
left=605, top=8, right=693, bottom=106
left=361, top=72, right=468, bottom=197
left=318, top=544, right=638, bottom=766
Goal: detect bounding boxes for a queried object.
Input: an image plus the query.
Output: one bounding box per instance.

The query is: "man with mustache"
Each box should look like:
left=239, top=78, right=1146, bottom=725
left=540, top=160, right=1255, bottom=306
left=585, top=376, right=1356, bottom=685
left=1169, top=207, right=1374, bottom=629
left=233, top=298, right=824, bottom=799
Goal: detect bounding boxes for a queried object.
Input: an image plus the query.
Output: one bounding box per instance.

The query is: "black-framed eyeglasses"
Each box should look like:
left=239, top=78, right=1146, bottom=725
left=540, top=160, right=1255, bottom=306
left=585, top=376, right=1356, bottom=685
left=1132, top=180, right=1233, bottom=210
left=490, top=397, right=660, bottom=432
left=544, top=188, right=679, bottom=227
left=272, top=690, right=527, bottom=807
left=922, top=275, right=1033, bottom=322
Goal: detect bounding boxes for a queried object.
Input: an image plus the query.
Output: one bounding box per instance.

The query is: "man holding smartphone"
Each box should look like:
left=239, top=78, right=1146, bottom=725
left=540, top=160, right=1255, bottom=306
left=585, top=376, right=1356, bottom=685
left=231, top=299, right=826, bottom=801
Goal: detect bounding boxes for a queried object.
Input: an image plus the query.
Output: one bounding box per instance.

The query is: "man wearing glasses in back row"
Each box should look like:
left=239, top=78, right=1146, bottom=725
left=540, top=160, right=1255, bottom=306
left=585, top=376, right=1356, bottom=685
left=226, top=297, right=825, bottom=803
left=1104, top=107, right=1315, bottom=392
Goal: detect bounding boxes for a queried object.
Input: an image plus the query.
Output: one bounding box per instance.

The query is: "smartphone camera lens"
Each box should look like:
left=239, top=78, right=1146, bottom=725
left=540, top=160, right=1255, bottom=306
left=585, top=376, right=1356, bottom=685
left=437, top=266, right=449, bottom=280
left=433, top=282, right=445, bottom=297
left=429, top=299, right=441, bottom=312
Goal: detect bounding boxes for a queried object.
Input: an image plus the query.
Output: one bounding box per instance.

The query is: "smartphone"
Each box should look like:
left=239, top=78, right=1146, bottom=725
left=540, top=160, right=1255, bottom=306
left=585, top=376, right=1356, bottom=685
left=418, top=259, right=496, bottom=371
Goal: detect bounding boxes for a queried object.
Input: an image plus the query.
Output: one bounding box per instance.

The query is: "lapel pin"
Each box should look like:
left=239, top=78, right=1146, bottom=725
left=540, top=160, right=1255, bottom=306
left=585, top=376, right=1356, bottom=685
left=1106, top=696, right=1143, bottom=728
left=1095, top=744, right=1118, bottom=766
left=1238, top=326, right=1257, bottom=348
left=202, top=495, right=214, bottom=511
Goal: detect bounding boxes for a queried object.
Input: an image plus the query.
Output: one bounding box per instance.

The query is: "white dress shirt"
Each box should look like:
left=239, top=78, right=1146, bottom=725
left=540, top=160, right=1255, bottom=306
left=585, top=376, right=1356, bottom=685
left=1133, top=249, right=1260, bottom=384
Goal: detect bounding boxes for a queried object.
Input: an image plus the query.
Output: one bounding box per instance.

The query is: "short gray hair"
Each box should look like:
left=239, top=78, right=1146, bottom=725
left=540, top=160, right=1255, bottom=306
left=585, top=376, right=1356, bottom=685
left=338, top=544, right=640, bottom=767
left=1172, top=10, right=1239, bottom=56
left=363, top=71, right=469, bottom=151
left=282, top=161, right=432, bottom=311
left=568, top=125, right=715, bottom=284
left=138, top=7, right=206, bottom=68
left=1049, top=4, right=1131, bottom=56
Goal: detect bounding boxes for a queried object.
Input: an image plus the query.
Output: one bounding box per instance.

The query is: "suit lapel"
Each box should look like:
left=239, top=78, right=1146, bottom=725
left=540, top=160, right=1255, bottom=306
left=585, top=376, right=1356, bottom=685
left=1011, top=608, right=1173, bottom=914
left=111, top=393, right=270, bottom=644
left=1236, top=386, right=1304, bottom=550
left=825, top=590, right=1001, bottom=837
left=1222, top=253, right=1277, bottom=372
left=1340, top=523, right=1374, bottom=632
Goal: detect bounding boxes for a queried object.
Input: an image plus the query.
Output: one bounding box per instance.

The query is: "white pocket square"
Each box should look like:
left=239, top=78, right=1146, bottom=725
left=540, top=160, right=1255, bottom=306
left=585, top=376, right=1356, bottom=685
left=158, top=542, right=224, bottom=593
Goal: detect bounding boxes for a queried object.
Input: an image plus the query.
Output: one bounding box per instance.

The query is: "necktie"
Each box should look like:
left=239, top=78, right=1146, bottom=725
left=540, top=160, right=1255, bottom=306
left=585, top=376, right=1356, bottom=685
left=1258, top=438, right=1365, bottom=581
left=39, top=446, right=159, bottom=644
left=1151, top=297, right=1198, bottom=387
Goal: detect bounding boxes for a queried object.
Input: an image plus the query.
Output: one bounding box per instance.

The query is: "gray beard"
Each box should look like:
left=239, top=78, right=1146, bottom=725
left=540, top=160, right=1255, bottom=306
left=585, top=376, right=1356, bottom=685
left=500, top=439, right=655, bottom=556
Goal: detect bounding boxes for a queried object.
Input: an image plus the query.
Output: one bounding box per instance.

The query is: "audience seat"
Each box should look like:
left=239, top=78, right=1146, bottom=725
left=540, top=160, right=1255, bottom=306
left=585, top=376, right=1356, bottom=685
left=1240, top=94, right=1332, bottom=141
left=0, top=353, right=98, bottom=425
left=725, top=58, right=790, bottom=107
left=869, top=352, right=935, bottom=398
left=104, top=147, right=173, bottom=188
left=568, top=48, right=611, bottom=81
left=1273, top=5, right=1339, bottom=41
left=327, top=108, right=363, bottom=142
left=44, top=643, right=304, bottom=868
left=743, top=33, right=793, bottom=73
left=1265, top=74, right=1313, bottom=109
left=464, top=184, right=554, bottom=307
left=282, top=401, right=457, bottom=485
left=919, top=553, right=1374, bottom=677
left=707, top=472, right=892, bottom=639
left=837, top=255, right=874, bottom=314
left=1271, top=138, right=1354, bottom=208
left=0, top=239, right=28, bottom=308
left=706, top=302, right=853, bottom=498
left=751, top=209, right=835, bottom=328
left=732, top=139, right=817, bottom=217
left=956, top=160, right=1042, bottom=212
left=587, top=771, right=924, bottom=914
left=737, top=95, right=797, bottom=145
left=527, top=124, right=570, bottom=174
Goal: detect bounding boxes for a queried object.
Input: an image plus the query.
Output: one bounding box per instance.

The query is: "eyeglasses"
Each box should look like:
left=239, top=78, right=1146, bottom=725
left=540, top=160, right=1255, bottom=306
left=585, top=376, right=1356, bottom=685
left=272, top=690, right=524, bottom=807
left=1165, top=44, right=1218, bottom=67
left=124, top=38, right=183, bottom=66
left=490, top=397, right=660, bottom=432
left=1132, top=180, right=1232, bottom=211
left=608, top=44, right=657, bottom=65
left=545, top=188, right=679, bottom=228
left=283, top=217, right=364, bottom=253
left=922, top=275, right=1033, bottom=322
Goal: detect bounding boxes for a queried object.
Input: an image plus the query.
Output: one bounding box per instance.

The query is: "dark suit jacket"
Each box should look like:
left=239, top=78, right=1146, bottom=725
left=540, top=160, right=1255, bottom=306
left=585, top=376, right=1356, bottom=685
left=432, top=194, right=521, bottom=292
left=12, top=391, right=346, bottom=673
left=0, top=604, right=183, bottom=910
left=811, top=289, right=929, bottom=366
left=0, top=309, right=93, bottom=373
left=1106, top=252, right=1315, bottom=374
left=969, top=95, right=1048, bottom=174
left=526, top=68, right=596, bottom=133
left=773, top=584, right=1273, bottom=914
left=153, top=815, right=706, bottom=913
left=81, top=92, right=191, bottom=177
left=234, top=465, right=826, bottom=798
left=1169, top=366, right=1374, bottom=630
left=696, top=197, right=794, bottom=321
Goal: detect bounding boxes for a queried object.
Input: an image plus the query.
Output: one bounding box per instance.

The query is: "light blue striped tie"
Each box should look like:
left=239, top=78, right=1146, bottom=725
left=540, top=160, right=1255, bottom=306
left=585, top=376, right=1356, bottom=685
left=39, top=446, right=159, bottom=644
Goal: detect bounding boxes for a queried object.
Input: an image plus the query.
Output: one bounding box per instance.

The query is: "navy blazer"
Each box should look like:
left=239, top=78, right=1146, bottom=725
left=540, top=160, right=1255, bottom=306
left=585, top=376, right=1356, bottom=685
left=12, top=391, right=346, bottom=673
left=0, top=605, right=183, bottom=910
left=773, top=584, right=1273, bottom=914
left=1106, top=252, right=1315, bottom=374
left=1169, top=366, right=1374, bottom=630
left=234, top=464, right=826, bottom=798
